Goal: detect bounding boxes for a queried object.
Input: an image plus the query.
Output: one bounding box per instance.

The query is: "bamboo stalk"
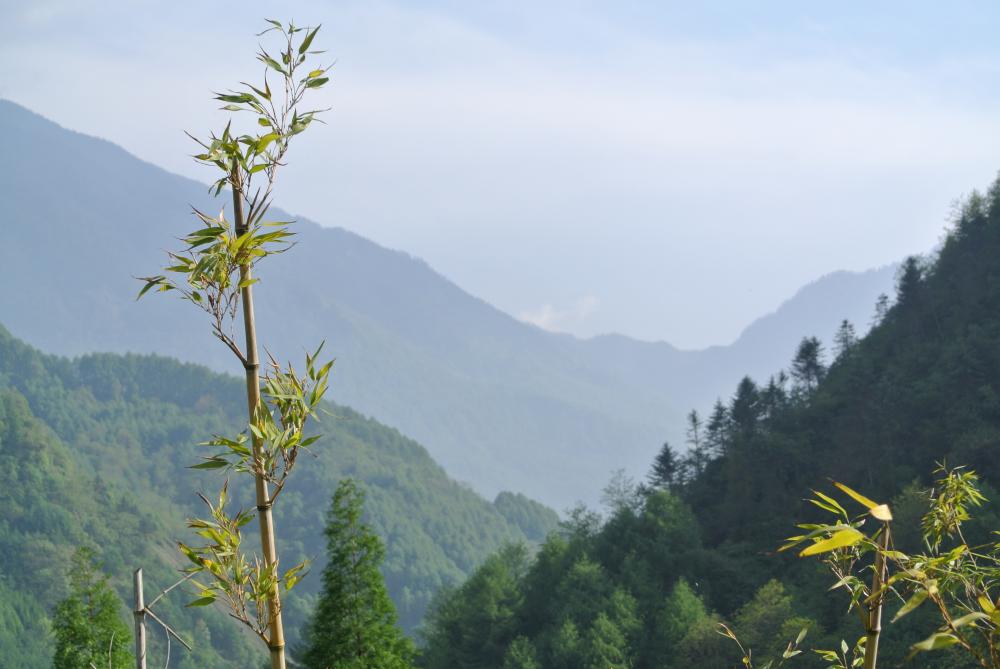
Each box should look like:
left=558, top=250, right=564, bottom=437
left=232, top=166, right=286, bottom=669
left=864, top=525, right=890, bottom=669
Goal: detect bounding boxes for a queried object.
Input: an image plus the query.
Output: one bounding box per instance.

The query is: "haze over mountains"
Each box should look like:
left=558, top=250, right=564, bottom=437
left=0, top=99, right=896, bottom=507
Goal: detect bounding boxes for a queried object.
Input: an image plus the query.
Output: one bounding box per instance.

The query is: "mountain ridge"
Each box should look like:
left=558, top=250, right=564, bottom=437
left=0, top=98, right=896, bottom=507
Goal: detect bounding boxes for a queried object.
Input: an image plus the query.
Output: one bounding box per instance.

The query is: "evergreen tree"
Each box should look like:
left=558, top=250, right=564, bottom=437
left=682, top=410, right=711, bottom=478
left=896, top=255, right=924, bottom=306
left=872, top=292, right=891, bottom=326
left=790, top=336, right=825, bottom=393
left=300, top=479, right=413, bottom=669
left=585, top=613, right=630, bottom=669
left=647, top=442, right=680, bottom=489
left=502, top=637, right=540, bottom=669
left=833, top=319, right=858, bottom=359
left=760, top=372, right=789, bottom=419
left=660, top=578, right=707, bottom=647
left=730, top=377, right=762, bottom=435
left=704, top=400, right=730, bottom=457
left=51, top=548, right=132, bottom=669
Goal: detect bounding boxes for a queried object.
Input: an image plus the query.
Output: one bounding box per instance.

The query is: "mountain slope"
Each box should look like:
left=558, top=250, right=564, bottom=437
left=416, top=179, right=1000, bottom=669
left=0, top=99, right=895, bottom=507
left=0, top=324, right=557, bottom=662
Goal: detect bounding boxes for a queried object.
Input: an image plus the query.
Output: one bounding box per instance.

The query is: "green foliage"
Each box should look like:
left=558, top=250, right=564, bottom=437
left=51, top=548, right=133, bottom=669
left=300, top=479, right=413, bottom=669
left=419, top=486, right=805, bottom=669
left=421, top=175, right=1000, bottom=669
left=137, top=25, right=335, bottom=658
left=493, top=492, right=560, bottom=543
left=180, top=347, right=332, bottom=639
left=0, top=324, right=549, bottom=665
left=500, top=636, right=540, bottom=669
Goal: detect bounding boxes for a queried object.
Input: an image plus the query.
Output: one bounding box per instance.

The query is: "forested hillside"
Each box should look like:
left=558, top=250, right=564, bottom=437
left=418, top=179, right=1000, bottom=668
left=0, top=325, right=557, bottom=667
left=0, top=99, right=895, bottom=508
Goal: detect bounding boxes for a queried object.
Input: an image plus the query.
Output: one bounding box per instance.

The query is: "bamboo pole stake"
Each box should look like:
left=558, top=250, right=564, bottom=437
left=231, top=166, right=286, bottom=669
left=133, top=568, right=147, bottom=669
left=864, top=525, right=890, bottom=669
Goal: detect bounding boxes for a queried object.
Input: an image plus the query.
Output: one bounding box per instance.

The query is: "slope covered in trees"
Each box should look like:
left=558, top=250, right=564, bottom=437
left=0, top=99, right=896, bottom=508
left=0, top=324, right=558, bottom=667
left=419, top=178, right=1000, bottom=668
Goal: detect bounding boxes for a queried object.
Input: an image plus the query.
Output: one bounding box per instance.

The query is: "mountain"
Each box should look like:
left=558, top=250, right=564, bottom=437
left=0, top=99, right=896, bottom=508
left=416, top=177, right=1000, bottom=669
left=0, top=324, right=558, bottom=667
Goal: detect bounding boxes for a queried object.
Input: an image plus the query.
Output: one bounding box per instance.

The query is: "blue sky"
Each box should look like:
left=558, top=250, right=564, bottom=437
left=3, top=1, right=1000, bottom=347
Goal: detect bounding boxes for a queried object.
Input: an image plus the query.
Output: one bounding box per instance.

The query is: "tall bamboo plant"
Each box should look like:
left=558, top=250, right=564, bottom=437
left=139, top=20, right=332, bottom=669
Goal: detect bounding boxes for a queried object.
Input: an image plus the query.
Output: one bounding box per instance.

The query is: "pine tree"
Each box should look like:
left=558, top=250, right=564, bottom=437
left=790, top=336, right=825, bottom=393
left=51, top=548, right=132, bottom=669
left=300, top=479, right=414, bottom=669
left=871, top=292, right=891, bottom=327
left=833, top=319, right=858, bottom=359
left=647, top=442, right=680, bottom=489
left=730, top=377, right=762, bottom=435
left=895, top=255, right=924, bottom=307
left=683, top=409, right=711, bottom=477
left=502, top=637, right=540, bottom=669
left=585, top=613, right=630, bottom=669
left=705, top=400, right=730, bottom=457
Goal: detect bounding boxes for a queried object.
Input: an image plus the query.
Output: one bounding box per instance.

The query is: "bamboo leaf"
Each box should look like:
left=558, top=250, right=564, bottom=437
left=186, top=596, right=216, bottom=608
left=800, top=528, right=864, bottom=557
left=910, top=632, right=959, bottom=653
left=833, top=481, right=880, bottom=509
left=299, top=26, right=320, bottom=54
left=869, top=503, right=893, bottom=521
left=190, top=458, right=229, bottom=470
left=951, top=612, right=990, bottom=629
left=892, top=589, right=928, bottom=622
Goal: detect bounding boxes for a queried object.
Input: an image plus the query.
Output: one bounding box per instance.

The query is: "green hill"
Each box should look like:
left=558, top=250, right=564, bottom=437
left=0, top=325, right=557, bottom=667
left=418, top=177, right=1000, bottom=669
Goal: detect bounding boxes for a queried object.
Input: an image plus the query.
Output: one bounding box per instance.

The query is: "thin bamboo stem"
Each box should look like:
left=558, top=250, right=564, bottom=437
left=232, top=166, right=285, bottom=669
left=864, top=525, right=890, bottom=669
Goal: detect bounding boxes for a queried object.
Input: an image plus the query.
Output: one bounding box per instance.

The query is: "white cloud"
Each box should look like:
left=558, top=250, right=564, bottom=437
left=519, top=296, right=600, bottom=333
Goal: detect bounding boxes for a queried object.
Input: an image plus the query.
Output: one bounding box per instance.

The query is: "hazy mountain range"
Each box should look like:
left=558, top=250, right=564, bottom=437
left=0, top=99, right=896, bottom=508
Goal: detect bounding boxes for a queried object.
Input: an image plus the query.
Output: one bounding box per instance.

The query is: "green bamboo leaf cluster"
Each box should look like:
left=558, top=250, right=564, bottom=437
left=195, top=345, right=333, bottom=499
left=177, top=481, right=309, bottom=645
left=138, top=208, right=294, bottom=362
left=785, top=466, right=1000, bottom=668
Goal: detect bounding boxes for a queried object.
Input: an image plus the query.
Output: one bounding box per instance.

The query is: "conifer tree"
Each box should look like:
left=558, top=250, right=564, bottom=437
left=871, top=292, right=891, bottom=326
left=704, top=399, right=730, bottom=457
left=51, top=548, right=132, bottom=669
left=502, top=637, right=540, bottom=669
left=833, top=318, right=858, bottom=359
left=647, top=442, right=680, bottom=489
left=895, top=256, right=924, bottom=306
left=790, top=336, right=825, bottom=393
left=300, top=479, right=413, bottom=669
left=683, top=409, right=711, bottom=477
left=585, top=613, right=630, bottom=669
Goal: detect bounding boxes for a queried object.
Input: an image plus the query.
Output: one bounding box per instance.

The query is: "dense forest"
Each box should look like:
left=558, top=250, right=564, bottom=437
left=417, top=179, right=1000, bottom=668
left=0, top=325, right=558, bottom=667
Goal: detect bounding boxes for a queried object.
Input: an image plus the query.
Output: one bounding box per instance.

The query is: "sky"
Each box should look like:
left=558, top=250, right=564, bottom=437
left=3, top=0, right=1000, bottom=348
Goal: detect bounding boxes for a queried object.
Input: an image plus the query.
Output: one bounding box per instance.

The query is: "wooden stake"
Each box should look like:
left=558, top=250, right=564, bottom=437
left=231, top=166, right=286, bottom=669
left=133, top=568, right=147, bottom=669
